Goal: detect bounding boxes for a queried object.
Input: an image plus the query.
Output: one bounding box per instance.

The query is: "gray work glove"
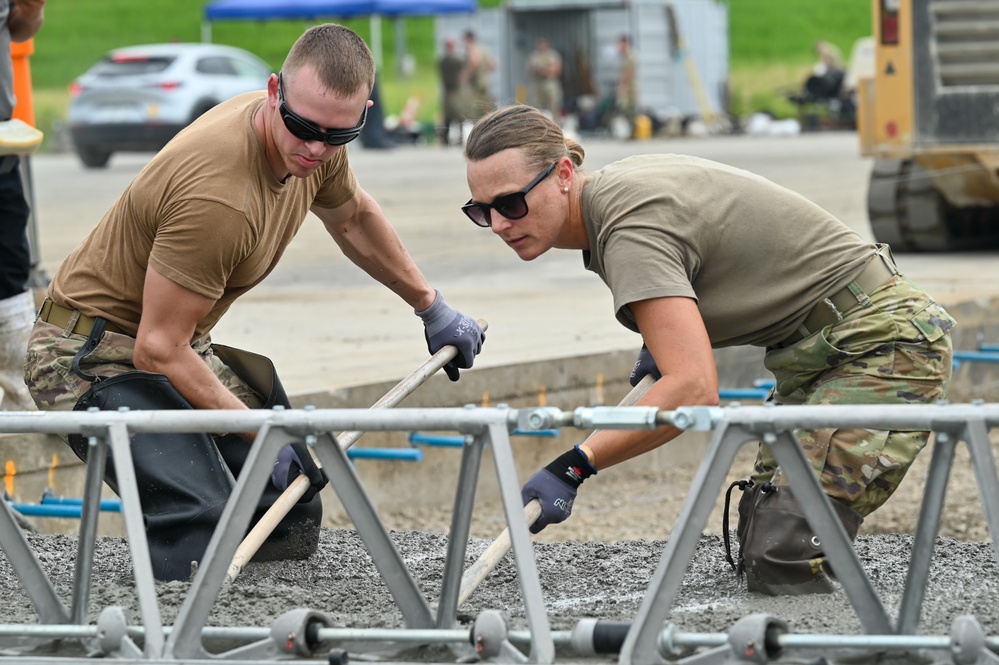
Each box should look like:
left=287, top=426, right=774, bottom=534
left=272, top=442, right=329, bottom=502
left=520, top=445, right=597, bottom=534
left=629, top=343, right=662, bottom=387
left=415, top=290, right=485, bottom=381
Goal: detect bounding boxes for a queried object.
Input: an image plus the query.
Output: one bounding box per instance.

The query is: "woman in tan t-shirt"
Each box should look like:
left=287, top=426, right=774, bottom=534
left=458, top=104, right=955, bottom=596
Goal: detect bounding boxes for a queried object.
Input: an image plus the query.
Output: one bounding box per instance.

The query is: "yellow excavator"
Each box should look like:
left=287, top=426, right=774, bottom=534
left=856, top=0, right=999, bottom=251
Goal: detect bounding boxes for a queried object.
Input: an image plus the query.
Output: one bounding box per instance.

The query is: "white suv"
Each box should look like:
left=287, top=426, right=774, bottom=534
left=68, top=43, right=272, bottom=168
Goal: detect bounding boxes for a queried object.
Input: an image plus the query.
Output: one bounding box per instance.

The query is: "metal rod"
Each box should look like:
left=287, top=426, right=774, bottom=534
left=41, top=496, right=123, bottom=511
left=70, top=436, right=106, bottom=625
left=953, top=350, right=999, bottom=363
left=345, top=447, right=422, bottom=461
left=4, top=403, right=999, bottom=437
left=663, top=629, right=999, bottom=653
left=717, top=388, right=769, bottom=400
left=2, top=622, right=997, bottom=655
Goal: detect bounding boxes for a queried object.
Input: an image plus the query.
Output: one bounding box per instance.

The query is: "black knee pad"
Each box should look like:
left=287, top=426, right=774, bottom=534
left=215, top=433, right=323, bottom=561
left=70, top=371, right=234, bottom=581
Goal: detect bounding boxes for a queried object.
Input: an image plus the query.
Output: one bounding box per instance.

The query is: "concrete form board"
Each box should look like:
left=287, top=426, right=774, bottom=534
left=435, top=0, right=728, bottom=119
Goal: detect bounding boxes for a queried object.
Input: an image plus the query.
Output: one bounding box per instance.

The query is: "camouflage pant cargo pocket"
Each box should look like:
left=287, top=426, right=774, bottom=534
left=24, top=321, right=263, bottom=411
left=765, top=277, right=955, bottom=400
left=24, top=322, right=139, bottom=410
left=753, top=276, right=955, bottom=517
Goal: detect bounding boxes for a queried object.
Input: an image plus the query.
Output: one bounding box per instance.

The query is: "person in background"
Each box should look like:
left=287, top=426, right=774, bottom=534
left=23, top=24, right=485, bottom=581
left=460, top=104, right=954, bottom=596
left=438, top=36, right=466, bottom=146
left=460, top=29, right=496, bottom=121
left=527, top=36, right=562, bottom=120
left=0, top=0, right=44, bottom=412
left=793, top=40, right=846, bottom=105
left=614, top=35, right=637, bottom=135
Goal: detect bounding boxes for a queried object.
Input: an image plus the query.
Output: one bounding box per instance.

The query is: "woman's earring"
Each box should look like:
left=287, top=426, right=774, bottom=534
left=562, top=186, right=569, bottom=193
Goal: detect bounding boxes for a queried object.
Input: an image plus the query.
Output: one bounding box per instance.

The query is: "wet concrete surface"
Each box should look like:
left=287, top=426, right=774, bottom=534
left=2, top=527, right=997, bottom=663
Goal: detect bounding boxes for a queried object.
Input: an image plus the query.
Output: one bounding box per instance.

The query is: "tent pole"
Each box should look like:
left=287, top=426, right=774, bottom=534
left=395, top=17, right=405, bottom=78
left=370, top=15, right=383, bottom=70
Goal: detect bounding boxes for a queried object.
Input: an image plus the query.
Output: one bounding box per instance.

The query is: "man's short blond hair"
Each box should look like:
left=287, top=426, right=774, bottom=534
left=283, top=23, right=376, bottom=97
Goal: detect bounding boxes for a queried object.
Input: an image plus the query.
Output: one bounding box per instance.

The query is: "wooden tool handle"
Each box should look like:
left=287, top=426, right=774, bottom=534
left=457, top=499, right=542, bottom=606
left=225, top=319, right=488, bottom=584
left=455, top=373, right=657, bottom=605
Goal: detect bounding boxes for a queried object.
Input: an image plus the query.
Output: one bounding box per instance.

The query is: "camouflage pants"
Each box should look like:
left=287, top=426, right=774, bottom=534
left=23, top=320, right=263, bottom=415
left=752, top=275, right=955, bottom=517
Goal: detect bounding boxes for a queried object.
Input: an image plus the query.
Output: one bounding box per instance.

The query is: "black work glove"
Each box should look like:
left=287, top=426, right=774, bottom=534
left=272, top=442, right=329, bottom=502
left=520, top=445, right=597, bottom=534
left=415, top=289, right=485, bottom=381
left=629, top=343, right=662, bottom=387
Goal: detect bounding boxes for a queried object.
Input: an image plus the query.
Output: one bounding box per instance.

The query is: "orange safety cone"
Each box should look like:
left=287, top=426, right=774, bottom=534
left=1, top=39, right=43, bottom=152
left=10, top=39, right=35, bottom=127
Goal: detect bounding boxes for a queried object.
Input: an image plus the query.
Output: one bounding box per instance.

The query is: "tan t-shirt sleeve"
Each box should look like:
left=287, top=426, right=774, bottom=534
left=311, top=147, right=357, bottom=210
left=148, top=200, right=253, bottom=301
left=602, top=226, right=697, bottom=331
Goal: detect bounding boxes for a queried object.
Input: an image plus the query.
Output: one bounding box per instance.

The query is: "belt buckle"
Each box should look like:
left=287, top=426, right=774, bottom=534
left=38, top=298, right=51, bottom=321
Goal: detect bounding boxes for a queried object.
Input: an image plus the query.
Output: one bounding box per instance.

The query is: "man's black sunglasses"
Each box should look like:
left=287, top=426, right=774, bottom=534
left=277, top=72, right=367, bottom=146
left=462, top=162, right=558, bottom=227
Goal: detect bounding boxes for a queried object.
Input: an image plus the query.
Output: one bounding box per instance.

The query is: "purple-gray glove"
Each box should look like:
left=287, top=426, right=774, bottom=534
left=415, top=290, right=485, bottom=381
left=521, top=445, right=597, bottom=534
left=272, top=442, right=329, bottom=502
left=629, top=343, right=662, bottom=387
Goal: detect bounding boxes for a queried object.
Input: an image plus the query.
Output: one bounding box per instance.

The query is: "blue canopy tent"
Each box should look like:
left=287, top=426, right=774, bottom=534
left=202, top=0, right=478, bottom=69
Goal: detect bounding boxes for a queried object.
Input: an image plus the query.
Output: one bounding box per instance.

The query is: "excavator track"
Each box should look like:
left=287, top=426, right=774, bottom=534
left=867, top=158, right=999, bottom=251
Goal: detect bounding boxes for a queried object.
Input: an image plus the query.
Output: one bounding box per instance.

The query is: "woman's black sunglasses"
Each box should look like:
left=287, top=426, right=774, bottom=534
left=277, top=72, right=367, bottom=146
left=461, top=162, right=558, bottom=227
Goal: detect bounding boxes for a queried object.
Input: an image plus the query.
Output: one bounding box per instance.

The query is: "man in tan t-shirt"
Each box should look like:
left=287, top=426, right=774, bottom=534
left=527, top=37, right=562, bottom=119
left=615, top=35, right=637, bottom=129
left=460, top=30, right=495, bottom=121
left=23, top=24, right=485, bottom=581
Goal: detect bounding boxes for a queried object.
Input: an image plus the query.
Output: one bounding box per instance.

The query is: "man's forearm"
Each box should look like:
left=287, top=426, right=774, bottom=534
left=134, top=339, right=248, bottom=412
left=330, top=212, right=436, bottom=310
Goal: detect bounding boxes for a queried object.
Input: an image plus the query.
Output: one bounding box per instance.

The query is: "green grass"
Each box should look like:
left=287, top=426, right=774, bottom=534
left=722, top=0, right=873, bottom=120
left=24, top=0, right=871, bottom=151
left=723, top=0, right=871, bottom=65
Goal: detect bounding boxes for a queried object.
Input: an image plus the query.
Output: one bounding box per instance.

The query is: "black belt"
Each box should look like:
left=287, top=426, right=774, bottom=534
left=37, top=299, right=127, bottom=336
left=781, top=252, right=898, bottom=346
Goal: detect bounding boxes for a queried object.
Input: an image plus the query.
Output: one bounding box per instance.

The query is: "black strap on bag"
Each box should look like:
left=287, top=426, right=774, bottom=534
left=70, top=316, right=108, bottom=384
left=65, top=324, right=323, bottom=576
left=722, top=479, right=753, bottom=572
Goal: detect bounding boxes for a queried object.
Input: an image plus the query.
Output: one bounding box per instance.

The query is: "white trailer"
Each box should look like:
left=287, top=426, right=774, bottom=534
left=435, top=0, right=728, bottom=125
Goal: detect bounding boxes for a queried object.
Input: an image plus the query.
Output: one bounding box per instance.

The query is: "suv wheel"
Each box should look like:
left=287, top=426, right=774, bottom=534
left=77, top=144, right=111, bottom=169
